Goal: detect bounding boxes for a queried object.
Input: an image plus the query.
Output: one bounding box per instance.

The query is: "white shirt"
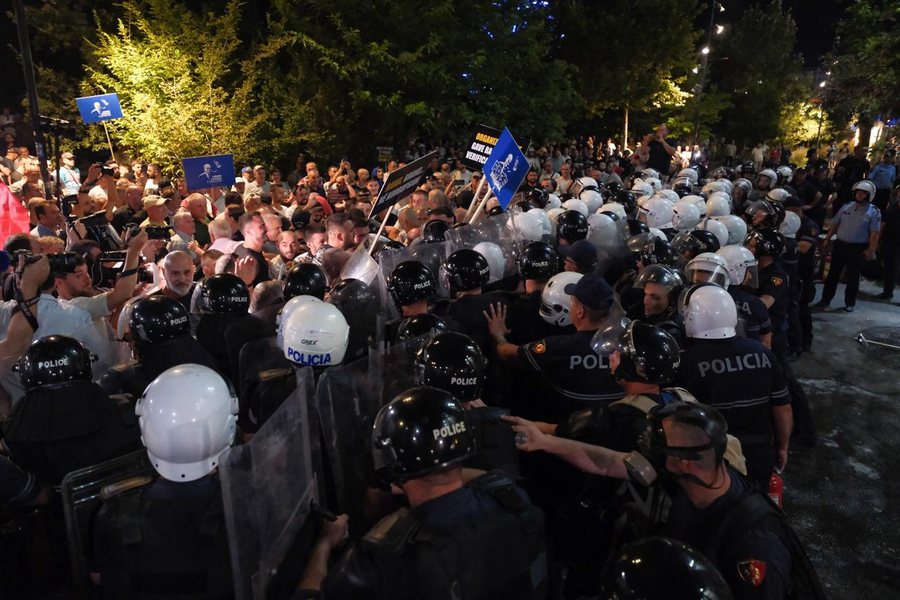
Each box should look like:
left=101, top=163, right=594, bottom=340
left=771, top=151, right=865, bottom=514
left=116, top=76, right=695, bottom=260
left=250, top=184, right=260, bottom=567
left=60, top=293, right=116, bottom=342
left=208, top=237, right=242, bottom=254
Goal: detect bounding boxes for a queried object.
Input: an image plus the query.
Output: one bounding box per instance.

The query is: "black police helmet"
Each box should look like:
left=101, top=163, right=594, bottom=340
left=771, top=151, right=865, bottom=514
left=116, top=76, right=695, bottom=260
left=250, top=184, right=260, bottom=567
left=372, top=386, right=476, bottom=483
left=441, top=249, right=490, bottom=293
left=646, top=401, right=729, bottom=461
left=556, top=210, right=589, bottom=243
left=672, top=230, right=721, bottom=260
left=196, top=273, right=250, bottom=314
left=611, top=321, right=681, bottom=385
left=284, top=263, right=328, bottom=301
left=615, top=190, right=638, bottom=216
left=527, top=188, right=549, bottom=209
left=515, top=200, right=532, bottom=212
left=745, top=227, right=785, bottom=258
left=487, top=205, right=505, bottom=217
left=328, top=278, right=377, bottom=312
left=628, top=234, right=679, bottom=267
left=397, top=313, right=449, bottom=342
left=674, top=182, right=694, bottom=198
left=422, top=219, right=450, bottom=243
left=416, top=332, right=487, bottom=401
left=129, top=296, right=190, bottom=344
left=518, top=241, right=559, bottom=281
left=16, top=335, right=94, bottom=390
left=605, top=181, right=622, bottom=195
left=388, top=261, right=437, bottom=307
left=599, top=537, right=733, bottom=600
left=744, top=200, right=784, bottom=229
left=626, top=219, right=650, bottom=237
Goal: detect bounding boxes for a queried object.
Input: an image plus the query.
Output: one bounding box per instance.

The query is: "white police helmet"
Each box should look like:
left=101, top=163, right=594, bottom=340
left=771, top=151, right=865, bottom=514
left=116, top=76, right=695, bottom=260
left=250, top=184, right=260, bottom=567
left=530, top=208, right=552, bottom=236
left=712, top=215, right=748, bottom=245
left=645, top=177, right=663, bottom=192
left=677, top=168, right=699, bottom=184
left=546, top=207, right=566, bottom=237
left=641, top=168, right=660, bottom=180
left=282, top=301, right=350, bottom=367
left=276, top=295, right=322, bottom=350
left=716, top=179, right=734, bottom=195
left=705, top=192, right=732, bottom=217
left=562, top=198, right=589, bottom=217
left=473, top=242, right=506, bottom=282
left=506, top=210, right=544, bottom=242
left=680, top=284, right=738, bottom=339
left=540, top=271, right=583, bottom=327
left=638, top=193, right=675, bottom=229
left=631, top=179, right=654, bottom=197
left=599, top=201, right=627, bottom=221
left=696, top=218, right=730, bottom=248
left=776, top=165, right=793, bottom=182
left=685, top=252, right=731, bottom=288
left=716, top=244, right=759, bottom=287
left=660, top=189, right=680, bottom=204
left=701, top=180, right=728, bottom=195
left=545, top=193, right=562, bottom=210
left=136, top=364, right=238, bottom=482
left=766, top=188, right=790, bottom=203
left=851, top=179, right=876, bottom=203
left=757, top=169, right=778, bottom=189
left=672, top=198, right=701, bottom=231
left=779, top=211, right=801, bottom=239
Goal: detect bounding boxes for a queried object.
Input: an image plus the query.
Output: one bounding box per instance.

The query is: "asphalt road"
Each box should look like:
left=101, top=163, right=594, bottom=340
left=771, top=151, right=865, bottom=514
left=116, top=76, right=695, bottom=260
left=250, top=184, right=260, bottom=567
left=786, top=277, right=900, bottom=598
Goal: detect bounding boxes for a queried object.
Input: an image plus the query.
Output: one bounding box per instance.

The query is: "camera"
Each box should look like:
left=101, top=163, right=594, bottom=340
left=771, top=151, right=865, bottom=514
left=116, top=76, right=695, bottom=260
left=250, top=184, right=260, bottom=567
left=75, top=211, right=125, bottom=252
left=143, top=225, right=173, bottom=241
left=14, top=250, right=80, bottom=274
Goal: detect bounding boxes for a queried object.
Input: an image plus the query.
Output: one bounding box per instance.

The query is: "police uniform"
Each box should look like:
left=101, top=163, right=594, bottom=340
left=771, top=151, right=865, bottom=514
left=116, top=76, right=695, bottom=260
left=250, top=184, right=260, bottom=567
left=728, top=286, right=772, bottom=342
left=92, top=474, right=233, bottom=600
left=319, top=471, right=546, bottom=600
left=517, top=330, right=623, bottom=422
left=435, top=291, right=508, bottom=356
left=506, top=290, right=575, bottom=345
left=779, top=238, right=803, bottom=353
left=665, top=468, right=792, bottom=600
left=101, top=337, right=218, bottom=399
left=820, top=200, right=881, bottom=309
left=0, top=456, right=41, bottom=507
left=628, top=305, right=686, bottom=348
left=796, top=215, right=819, bottom=351
left=676, top=337, right=790, bottom=489
left=237, top=336, right=296, bottom=433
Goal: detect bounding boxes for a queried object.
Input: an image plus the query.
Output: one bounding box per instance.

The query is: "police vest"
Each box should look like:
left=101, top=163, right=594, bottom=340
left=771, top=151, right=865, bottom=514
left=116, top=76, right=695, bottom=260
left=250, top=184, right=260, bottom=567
left=362, top=471, right=547, bottom=600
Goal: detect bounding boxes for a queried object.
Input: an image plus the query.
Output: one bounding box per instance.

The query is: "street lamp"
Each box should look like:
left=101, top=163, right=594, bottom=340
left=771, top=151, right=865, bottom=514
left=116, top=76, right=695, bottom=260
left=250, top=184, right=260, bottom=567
left=716, top=25, right=724, bottom=35
left=691, top=0, right=722, bottom=145
left=701, top=46, right=710, bottom=55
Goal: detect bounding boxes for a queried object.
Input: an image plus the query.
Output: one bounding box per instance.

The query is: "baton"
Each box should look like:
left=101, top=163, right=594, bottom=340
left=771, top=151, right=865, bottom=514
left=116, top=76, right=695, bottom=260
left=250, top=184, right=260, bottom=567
left=855, top=333, right=900, bottom=351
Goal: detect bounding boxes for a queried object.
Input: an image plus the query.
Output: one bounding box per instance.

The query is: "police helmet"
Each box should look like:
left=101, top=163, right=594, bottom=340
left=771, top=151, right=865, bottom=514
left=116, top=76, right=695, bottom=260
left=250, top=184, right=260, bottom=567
left=372, top=386, right=476, bottom=483
left=779, top=211, right=801, bottom=239
left=196, top=273, right=250, bottom=314
left=852, top=179, right=877, bottom=203
left=645, top=400, right=729, bottom=461
left=626, top=219, right=650, bottom=237
left=610, top=320, right=681, bottom=385
left=388, top=260, right=437, bottom=307
left=129, top=296, right=190, bottom=344
left=527, top=187, right=550, bottom=209
left=743, top=200, right=783, bottom=229
left=540, top=271, right=583, bottom=326
left=705, top=192, right=731, bottom=217
left=16, top=335, right=94, bottom=390
left=441, top=249, right=491, bottom=293
left=672, top=230, right=721, bottom=261
left=136, top=364, right=238, bottom=482
left=673, top=181, right=694, bottom=198
left=396, top=313, right=449, bottom=342
left=633, top=264, right=685, bottom=304
left=680, top=283, right=737, bottom=339
left=696, top=218, right=729, bottom=248
left=556, top=210, right=589, bottom=243
left=684, top=252, right=731, bottom=288
left=738, top=161, right=757, bottom=177
left=628, top=234, right=678, bottom=267
left=716, top=245, right=759, bottom=288
left=518, top=241, right=559, bottom=281
left=284, top=263, right=328, bottom=301
left=562, top=198, right=589, bottom=217
left=615, top=190, right=638, bottom=216
left=604, top=181, right=622, bottom=195
left=672, top=198, right=701, bottom=231
left=599, top=202, right=627, bottom=221
left=745, top=227, right=785, bottom=258
left=713, top=215, right=748, bottom=246
left=766, top=188, right=791, bottom=203
left=282, top=300, right=350, bottom=366
left=757, top=169, right=778, bottom=189
left=417, top=332, right=487, bottom=401
left=599, top=537, right=733, bottom=600
left=422, top=219, right=450, bottom=243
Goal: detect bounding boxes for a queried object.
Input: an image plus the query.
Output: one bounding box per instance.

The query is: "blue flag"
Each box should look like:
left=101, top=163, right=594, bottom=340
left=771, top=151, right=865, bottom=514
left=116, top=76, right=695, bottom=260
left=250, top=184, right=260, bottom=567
left=75, top=93, right=124, bottom=124
left=183, top=154, right=235, bottom=192
left=482, top=127, right=529, bottom=210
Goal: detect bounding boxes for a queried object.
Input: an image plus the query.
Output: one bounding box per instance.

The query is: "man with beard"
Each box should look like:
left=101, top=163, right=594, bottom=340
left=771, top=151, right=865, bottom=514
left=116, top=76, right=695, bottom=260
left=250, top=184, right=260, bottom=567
left=269, top=230, right=301, bottom=280
left=153, top=250, right=196, bottom=311
left=232, top=210, right=272, bottom=287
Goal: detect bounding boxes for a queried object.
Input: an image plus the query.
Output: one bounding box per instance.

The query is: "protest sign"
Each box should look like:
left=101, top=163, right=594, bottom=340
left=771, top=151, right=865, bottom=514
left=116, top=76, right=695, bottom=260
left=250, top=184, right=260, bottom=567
left=460, top=124, right=502, bottom=171
left=369, top=151, right=438, bottom=217
left=183, top=154, right=235, bottom=192
left=482, top=128, right=529, bottom=210
left=75, top=93, right=124, bottom=124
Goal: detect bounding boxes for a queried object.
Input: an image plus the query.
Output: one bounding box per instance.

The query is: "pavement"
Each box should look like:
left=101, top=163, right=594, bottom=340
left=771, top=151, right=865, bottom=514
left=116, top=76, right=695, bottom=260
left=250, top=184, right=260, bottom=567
left=786, top=277, right=900, bottom=597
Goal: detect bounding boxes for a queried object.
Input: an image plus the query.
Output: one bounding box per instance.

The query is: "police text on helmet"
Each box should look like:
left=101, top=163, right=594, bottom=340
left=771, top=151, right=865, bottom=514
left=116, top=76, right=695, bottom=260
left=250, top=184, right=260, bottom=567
left=433, top=421, right=467, bottom=440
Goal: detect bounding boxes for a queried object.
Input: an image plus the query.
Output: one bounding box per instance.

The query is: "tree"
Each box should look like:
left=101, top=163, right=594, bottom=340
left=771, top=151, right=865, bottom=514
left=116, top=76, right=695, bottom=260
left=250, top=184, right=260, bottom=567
left=549, top=0, right=702, bottom=146
left=827, top=0, right=900, bottom=145
left=710, top=1, right=802, bottom=147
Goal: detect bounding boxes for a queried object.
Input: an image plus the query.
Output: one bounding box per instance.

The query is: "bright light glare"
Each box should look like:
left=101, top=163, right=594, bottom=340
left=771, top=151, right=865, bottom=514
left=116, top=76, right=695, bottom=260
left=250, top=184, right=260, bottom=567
left=701, top=46, right=710, bottom=55
left=819, top=81, right=826, bottom=88
left=716, top=25, right=724, bottom=35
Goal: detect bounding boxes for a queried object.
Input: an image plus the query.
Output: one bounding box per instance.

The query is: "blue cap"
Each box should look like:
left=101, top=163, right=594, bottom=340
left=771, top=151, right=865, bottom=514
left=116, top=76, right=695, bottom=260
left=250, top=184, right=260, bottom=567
left=558, top=239, right=598, bottom=270
left=564, top=272, right=613, bottom=311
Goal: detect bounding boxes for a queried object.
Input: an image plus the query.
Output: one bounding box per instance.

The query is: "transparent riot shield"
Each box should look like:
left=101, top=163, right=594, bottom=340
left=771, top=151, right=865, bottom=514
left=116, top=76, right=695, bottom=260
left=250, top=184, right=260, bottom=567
left=60, top=449, right=156, bottom=599
left=220, top=367, right=318, bottom=600
left=445, top=213, right=523, bottom=281
left=313, top=354, right=383, bottom=528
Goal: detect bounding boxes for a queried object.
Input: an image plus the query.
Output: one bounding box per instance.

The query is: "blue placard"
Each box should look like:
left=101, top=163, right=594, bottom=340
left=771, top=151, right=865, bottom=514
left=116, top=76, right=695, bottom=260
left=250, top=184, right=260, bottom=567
left=483, top=128, right=529, bottom=210
left=75, top=93, right=124, bottom=124
left=183, top=154, right=235, bottom=191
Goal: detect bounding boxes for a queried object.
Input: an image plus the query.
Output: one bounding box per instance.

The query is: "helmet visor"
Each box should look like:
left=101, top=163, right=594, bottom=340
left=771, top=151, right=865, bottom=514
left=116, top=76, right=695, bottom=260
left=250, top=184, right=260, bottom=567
left=685, top=263, right=730, bottom=289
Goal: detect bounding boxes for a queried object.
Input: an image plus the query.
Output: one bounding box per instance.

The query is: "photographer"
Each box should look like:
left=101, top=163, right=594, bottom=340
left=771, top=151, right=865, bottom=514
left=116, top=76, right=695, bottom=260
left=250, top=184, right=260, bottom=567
left=0, top=254, right=50, bottom=378
left=55, top=229, right=161, bottom=339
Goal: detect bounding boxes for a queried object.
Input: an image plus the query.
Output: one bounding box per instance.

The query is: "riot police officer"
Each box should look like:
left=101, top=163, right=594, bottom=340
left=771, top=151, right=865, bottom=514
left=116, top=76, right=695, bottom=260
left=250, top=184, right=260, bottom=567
left=300, top=386, right=547, bottom=600
left=556, top=210, right=589, bottom=246
left=675, top=284, right=792, bottom=489
left=328, top=278, right=380, bottom=363
left=717, top=245, right=773, bottom=345
left=384, top=260, right=440, bottom=344
left=91, top=364, right=237, bottom=599
left=4, top=335, right=141, bottom=486
left=284, top=263, right=329, bottom=301
left=506, top=241, right=569, bottom=345
left=628, top=263, right=686, bottom=346
left=101, top=295, right=217, bottom=398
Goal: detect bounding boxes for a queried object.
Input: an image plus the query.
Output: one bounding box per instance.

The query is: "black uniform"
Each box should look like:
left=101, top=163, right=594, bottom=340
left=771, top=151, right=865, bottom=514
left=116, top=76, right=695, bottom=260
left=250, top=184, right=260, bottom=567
left=237, top=336, right=296, bottom=433
left=665, top=468, right=792, bottom=600
left=628, top=305, right=686, bottom=348
left=517, top=329, right=624, bottom=423
left=3, top=383, right=142, bottom=486
left=780, top=239, right=803, bottom=354
left=676, top=337, right=790, bottom=489
left=729, top=286, right=772, bottom=342
left=92, top=474, right=233, bottom=600
left=319, top=471, right=546, bottom=600
left=435, top=291, right=508, bottom=356
left=101, top=336, right=218, bottom=399
left=796, top=216, right=819, bottom=351
left=506, top=290, right=574, bottom=345
left=0, top=456, right=41, bottom=507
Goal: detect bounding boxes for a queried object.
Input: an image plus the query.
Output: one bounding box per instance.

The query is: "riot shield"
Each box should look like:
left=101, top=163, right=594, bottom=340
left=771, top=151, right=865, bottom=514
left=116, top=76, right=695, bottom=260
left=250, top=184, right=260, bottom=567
left=313, top=354, right=383, bottom=529
left=445, top=212, right=522, bottom=280
left=220, top=367, right=318, bottom=600
left=60, top=449, right=156, bottom=599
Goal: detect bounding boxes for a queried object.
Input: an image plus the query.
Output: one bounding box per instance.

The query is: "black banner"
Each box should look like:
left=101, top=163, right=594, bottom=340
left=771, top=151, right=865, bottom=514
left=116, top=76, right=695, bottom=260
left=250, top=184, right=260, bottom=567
left=369, top=150, right=438, bottom=217
left=460, top=124, right=502, bottom=171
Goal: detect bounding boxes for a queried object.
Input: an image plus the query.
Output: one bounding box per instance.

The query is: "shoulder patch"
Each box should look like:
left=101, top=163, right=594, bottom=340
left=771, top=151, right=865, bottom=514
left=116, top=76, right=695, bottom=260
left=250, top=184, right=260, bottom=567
left=737, top=559, right=767, bottom=587
left=532, top=341, right=546, bottom=354
left=771, top=276, right=783, bottom=286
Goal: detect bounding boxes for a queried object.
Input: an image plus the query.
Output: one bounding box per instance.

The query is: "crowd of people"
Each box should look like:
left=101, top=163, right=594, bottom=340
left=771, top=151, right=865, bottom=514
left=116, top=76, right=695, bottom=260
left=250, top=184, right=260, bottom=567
left=0, top=122, right=897, bottom=599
